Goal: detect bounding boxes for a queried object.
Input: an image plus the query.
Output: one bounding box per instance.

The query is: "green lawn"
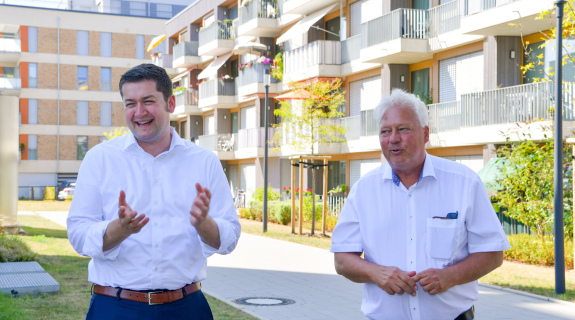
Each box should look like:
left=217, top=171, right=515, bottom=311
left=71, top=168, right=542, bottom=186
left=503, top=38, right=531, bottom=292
left=1, top=212, right=256, bottom=320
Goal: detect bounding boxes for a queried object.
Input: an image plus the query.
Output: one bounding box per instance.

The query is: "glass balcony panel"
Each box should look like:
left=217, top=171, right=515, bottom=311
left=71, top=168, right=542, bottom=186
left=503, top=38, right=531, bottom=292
left=428, top=0, right=461, bottom=38
left=0, top=37, right=21, bottom=52
left=173, top=41, right=199, bottom=60
left=198, top=134, right=218, bottom=151
left=240, top=0, right=278, bottom=25
left=0, top=76, right=21, bottom=89
left=199, top=79, right=236, bottom=99
left=237, top=63, right=278, bottom=87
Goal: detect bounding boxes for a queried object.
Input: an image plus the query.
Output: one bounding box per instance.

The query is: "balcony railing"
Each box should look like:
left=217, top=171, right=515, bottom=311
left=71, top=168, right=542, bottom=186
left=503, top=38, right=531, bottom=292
left=428, top=82, right=575, bottom=134
left=175, top=90, right=199, bottom=106
left=199, top=133, right=237, bottom=151
left=237, top=63, right=278, bottom=88
left=238, top=127, right=278, bottom=148
left=0, top=76, right=21, bottom=90
left=152, top=53, right=173, bottom=68
left=284, top=40, right=341, bottom=74
left=361, top=9, right=427, bottom=48
left=199, top=134, right=218, bottom=151
left=199, top=79, right=236, bottom=99
left=199, top=21, right=235, bottom=47
left=342, top=35, right=360, bottom=64
left=463, top=0, right=518, bottom=16
left=173, top=41, right=199, bottom=60
left=428, top=0, right=461, bottom=38
left=240, top=0, right=278, bottom=25
left=0, top=36, right=21, bottom=53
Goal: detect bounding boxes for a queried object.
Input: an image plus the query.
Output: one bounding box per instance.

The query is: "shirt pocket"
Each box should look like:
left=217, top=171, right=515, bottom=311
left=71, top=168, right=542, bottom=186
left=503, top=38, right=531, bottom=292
left=426, top=218, right=458, bottom=260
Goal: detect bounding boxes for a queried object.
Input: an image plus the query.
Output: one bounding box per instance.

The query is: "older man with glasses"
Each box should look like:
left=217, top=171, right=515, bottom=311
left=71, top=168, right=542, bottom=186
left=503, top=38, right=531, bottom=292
left=331, top=89, right=509, bottom=320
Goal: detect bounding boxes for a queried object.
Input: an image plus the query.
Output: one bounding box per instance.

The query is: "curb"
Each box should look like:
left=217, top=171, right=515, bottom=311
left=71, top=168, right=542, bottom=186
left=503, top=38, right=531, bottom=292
left=202, top=289, right=269, bottom=320
left=478, top=282, right=575, bottom=306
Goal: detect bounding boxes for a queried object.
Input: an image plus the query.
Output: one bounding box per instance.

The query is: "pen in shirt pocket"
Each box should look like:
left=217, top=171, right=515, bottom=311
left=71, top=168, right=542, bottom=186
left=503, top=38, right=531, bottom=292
left=433, top=211, right=458, bottom=219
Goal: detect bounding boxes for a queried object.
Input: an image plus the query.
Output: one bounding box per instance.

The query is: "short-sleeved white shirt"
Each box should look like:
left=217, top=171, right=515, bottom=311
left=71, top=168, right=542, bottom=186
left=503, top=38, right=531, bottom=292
left=331, top=154, right=510, bottom=320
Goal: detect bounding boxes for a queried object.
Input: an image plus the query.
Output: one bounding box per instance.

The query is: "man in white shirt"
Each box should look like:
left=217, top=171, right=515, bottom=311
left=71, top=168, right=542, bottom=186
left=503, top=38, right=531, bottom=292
left=67, top=64, right=241, bottom=319
left=330, top=89, right=510, bottom=320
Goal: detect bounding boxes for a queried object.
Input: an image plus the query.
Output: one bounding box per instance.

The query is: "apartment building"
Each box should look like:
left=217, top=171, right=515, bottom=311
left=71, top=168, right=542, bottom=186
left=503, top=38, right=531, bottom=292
left=0, top=0, right=193, bottom=209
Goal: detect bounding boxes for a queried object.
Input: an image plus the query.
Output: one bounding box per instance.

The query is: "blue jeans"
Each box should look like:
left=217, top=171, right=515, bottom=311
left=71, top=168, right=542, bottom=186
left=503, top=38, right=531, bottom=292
left=86, top=290, right=213, bottom=320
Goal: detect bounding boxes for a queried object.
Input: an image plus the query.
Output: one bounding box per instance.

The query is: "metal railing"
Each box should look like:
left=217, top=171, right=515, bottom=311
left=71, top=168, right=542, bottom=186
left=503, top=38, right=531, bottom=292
left=173, top=41, right=199, bottom=60
left=175, top=89, right=199, bottom=106
left=199, top=79, right=236, bottom=99
left=341, top=115, right=361, bottom=141
left=361, top=109, right=379, bottom=136
left=0, top=76, right=21, bottom=89
left=199, top=21, right=235, bottom=47
left=428, top=82, right=575, bottom=134
left=0, top=37, right=21, bottom=52
left=326, top=195, right=346, bottom=217
left=361, top=8, right=427, bottom=48
left=238, top=127, right=277, bottom=148
left=463, top=0, right=518, bottom=16
left=237, top=63, right=278, bottom=88
left=428, top=0, right=461, bottom=38
left=284, top=40, right=341, bottom=74
left=342, top=35, right=360, bottom=64
left=240, top=0, right=278, bottom=25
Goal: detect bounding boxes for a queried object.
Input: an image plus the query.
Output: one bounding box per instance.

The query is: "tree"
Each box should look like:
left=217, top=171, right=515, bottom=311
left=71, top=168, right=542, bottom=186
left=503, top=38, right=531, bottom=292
left=272, top=79, right=346, bottom=234
left=103, top=127, right=129, bottom=142
left=495, top=123, right=573, bottom=241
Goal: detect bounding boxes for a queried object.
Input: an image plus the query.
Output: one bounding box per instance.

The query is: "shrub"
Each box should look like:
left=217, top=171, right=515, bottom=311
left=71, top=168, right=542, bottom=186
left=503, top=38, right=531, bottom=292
left=0, top=234, right=37, bottom=262
left=239, top=207, right=250, bottom=220
left=43, top=187, right=55, bottom=200
left=325, top=215, right=338, bottom=232
left=247, top=200, right=263, bottom=221
left=252, top=187, right=281, bottom=201
left=269, top=201, right=291, bottom=225
left=504, top=234, right=574, bottom=269
left=302, top=195, right=322, bottom=222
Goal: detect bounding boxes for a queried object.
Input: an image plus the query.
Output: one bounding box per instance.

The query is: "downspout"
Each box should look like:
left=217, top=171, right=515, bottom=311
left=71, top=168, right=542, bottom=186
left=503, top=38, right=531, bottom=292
left=56, top=17, right=60, bottom=178
left=340, top=0, right=343, bottom=41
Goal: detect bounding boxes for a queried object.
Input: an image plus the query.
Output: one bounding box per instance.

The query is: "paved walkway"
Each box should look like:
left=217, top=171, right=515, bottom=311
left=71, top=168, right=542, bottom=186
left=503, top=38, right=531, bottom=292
left=20, top=211, right=575, bottom=319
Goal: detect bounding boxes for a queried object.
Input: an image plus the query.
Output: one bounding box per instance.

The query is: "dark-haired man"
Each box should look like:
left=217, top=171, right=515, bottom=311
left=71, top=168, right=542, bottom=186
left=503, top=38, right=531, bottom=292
left=68, top=64, right=240, bottom=319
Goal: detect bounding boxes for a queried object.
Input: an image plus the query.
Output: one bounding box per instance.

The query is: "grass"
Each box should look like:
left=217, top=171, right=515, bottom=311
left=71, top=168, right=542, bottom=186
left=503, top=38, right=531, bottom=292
left=0, top=213, right=256, bottom=320
left=240, top=218, right=332, bottom=250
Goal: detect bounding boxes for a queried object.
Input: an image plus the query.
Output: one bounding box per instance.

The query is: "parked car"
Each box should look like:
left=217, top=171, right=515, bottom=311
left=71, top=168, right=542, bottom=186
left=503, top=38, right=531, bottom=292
left=57, top=180, right=76, bottom=193
left=57, top=183, right=75, bottom=200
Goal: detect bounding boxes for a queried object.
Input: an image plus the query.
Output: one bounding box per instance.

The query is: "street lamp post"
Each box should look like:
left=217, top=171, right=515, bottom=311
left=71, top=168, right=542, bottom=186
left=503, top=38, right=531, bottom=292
left=263, top=66, right=271, bottom=233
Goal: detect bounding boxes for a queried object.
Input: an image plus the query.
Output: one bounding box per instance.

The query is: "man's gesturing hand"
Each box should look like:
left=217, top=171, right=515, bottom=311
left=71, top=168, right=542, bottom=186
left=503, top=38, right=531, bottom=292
left=118, top=190, right=149, bottom=235
left=411, top=268, right=452, bottom=295
left=190, top=183, right=211, bottom=228
left=371, top=266, right=418, bottom=296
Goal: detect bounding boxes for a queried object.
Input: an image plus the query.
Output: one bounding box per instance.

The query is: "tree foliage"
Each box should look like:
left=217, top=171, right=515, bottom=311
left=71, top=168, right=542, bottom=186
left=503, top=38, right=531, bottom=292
left=494, top=124, right=573, bottom=240
left=272, top=79, right=346, bottom=154
left=103, top=127, right=130, bottom=142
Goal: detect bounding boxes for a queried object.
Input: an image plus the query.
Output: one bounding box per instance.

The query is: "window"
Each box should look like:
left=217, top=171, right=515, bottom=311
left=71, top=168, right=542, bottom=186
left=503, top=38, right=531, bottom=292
left=100, top=67, right=111, bottom=91
left=28, top=99, right=38, bottom=124
left=77, top=101, right=89, bottom=126
left=28, top=135, right=37, bottom=160
left=231, top=112, right=238, bottom=134
left=100, top=32, right=112, bottom=57
left=77, top=136, right=88, bottom=160
left=28, top=27, right=38, bottom=53
left=325, top=17, right=340, bottom=41
left=136, top=35, right=145, bottom=59
left=78, top=66, right=88, bottom=90
left=411, top=68, right=430, bottom=103
left=328, top=161, right=346, bottom=192
left=100, top=102, right=112, bottom=126
left=77, top=31, right=89, bottom=55
left=29, top=63, right=37, bottom=88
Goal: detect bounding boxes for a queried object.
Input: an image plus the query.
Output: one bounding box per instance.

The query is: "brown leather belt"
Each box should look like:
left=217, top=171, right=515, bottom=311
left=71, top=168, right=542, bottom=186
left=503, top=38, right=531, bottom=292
left=92, top=283, right=201, bottom=305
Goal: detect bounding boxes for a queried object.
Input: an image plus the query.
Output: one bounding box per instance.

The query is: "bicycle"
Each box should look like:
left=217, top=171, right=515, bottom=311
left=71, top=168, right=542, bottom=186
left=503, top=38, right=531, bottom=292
left=234, top=188, right=245, bottom=209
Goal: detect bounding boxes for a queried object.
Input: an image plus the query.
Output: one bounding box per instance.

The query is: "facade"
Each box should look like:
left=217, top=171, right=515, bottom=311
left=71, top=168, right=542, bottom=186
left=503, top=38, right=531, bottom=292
left=0, top=0, right=191, bottom=208
left=161, top=0, right=575, bottom=204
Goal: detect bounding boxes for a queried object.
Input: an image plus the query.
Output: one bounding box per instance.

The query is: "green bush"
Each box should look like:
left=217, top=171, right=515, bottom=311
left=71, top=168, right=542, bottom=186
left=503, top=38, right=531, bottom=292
left=252, top=187, right=281, bottom=201
left=239, top=207, right=250, bottom=220
left=505, top=234, right=574, bottom=269
left=269, top=201, right=291, bottom=225
left=302, top=195, right=323, bottom=222
left=0, top=234, right=37, bottom=262
left=245, top=199, right=327, bottom=225
left=247, top=200, right=263, bottom=221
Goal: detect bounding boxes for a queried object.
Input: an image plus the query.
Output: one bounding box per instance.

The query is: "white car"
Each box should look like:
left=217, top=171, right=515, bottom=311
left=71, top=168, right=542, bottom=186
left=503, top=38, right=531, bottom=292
left=57, top=183, right=75, bottom=200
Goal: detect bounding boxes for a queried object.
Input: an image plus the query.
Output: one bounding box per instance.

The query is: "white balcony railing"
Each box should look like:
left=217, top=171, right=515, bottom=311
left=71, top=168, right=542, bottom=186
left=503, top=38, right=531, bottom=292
left=238, top=127, right=277, bottom=149
left=0, top=76, right=21, bottom=90
left=152, top=53, right=173, bottom=68
left=199, top=79, right=236, bottom=99
left=284, top=40, right=341, bottom=74
left=0, top=37, right=21, bottom=52
left=199, top=21, right=236, bottom=47
left=361, top=8, right=427, bottom=49
left=342, top=35, right=360, bottom=64
left=428, top=0, right=461, bottom=38
left=240, top=0, right=278, bottom=25
left=428, top=82, right=575, bottom=134
left=198, top=134, right=218, bottom=151
left=175, top=90, right=199, bottom=106
left=463, top=0, right=518, bottom=16
left=173, top=41, right=199, bottom=60
left=237, top=63, right=278, bottom=88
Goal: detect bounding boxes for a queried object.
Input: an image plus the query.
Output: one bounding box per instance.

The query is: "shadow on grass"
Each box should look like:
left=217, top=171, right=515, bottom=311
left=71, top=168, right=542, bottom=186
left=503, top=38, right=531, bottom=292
left=21, top=226, right=68, bottom=239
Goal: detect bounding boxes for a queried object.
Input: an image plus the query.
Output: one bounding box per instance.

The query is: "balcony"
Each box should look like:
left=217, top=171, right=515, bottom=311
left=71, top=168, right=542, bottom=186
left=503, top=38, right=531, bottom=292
left=198, top=78, right=237, bottom=110
left=173, top=90, right=201, bottom=118
left=236, top=63, right=279, bottom=98
left=427, top=82, right=575, bottom=147
left=238, top=0, right=281, bottom=37
left=198, top=21, right=236, bottom=57
left=282, top=0, right=337, bottom=15
left=172, top=41, right=204, bottom=69
left=283, top=40, right=341, bottom=82
left=0, top=75, right=21, bottom=91
left=360, top=8, right=431, bottom=65
left=0, top=36, right=21, bottom=63
left=460, top=0, right=553, bottom=37
left=198, top=133, right=238, bottom=159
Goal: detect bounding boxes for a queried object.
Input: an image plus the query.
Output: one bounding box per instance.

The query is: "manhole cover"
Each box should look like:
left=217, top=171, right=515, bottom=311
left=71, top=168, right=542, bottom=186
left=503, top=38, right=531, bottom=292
left=234, top=297, right=295, bottom=306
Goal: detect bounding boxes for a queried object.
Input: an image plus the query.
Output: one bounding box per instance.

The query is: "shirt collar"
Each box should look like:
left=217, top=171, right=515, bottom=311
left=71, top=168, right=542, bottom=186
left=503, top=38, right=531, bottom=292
left=384, top=152, right=436, bottom=186
left=123, top=127, right=187, bottom=154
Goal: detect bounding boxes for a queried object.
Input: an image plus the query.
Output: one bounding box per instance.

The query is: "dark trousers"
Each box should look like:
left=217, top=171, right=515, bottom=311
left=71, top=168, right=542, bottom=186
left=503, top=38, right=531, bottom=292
left=86, top=290, right=213, bottom=320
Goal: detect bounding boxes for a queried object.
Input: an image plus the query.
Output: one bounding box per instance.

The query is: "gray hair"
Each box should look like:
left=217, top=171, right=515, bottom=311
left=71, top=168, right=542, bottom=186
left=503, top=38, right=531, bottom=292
left=373, top=88, right=428, bottom=128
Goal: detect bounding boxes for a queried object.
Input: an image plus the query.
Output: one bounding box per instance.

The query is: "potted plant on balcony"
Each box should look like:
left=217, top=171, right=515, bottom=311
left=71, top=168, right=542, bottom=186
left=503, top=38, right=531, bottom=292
left=172, top=86, right=185, bottom=96
left=271, top=51, right=283, bottom=81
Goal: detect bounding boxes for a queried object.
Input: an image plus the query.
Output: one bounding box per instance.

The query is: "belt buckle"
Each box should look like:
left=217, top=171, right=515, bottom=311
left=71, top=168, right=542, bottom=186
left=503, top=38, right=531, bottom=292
left=147, top=291, right=164, bottom=305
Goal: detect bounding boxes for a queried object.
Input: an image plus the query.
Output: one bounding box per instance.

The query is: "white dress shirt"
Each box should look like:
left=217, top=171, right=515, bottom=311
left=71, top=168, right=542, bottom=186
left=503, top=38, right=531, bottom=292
left=331, top=154, right=510, bottom=320
left=67, top=128, right=241, bottom=291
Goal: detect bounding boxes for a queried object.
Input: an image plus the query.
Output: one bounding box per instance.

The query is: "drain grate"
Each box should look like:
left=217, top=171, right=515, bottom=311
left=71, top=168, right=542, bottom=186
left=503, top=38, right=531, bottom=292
left=234, top=297, right=295, bottom=306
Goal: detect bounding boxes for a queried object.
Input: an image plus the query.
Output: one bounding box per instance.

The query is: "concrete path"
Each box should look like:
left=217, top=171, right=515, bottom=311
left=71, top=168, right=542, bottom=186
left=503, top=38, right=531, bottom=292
left=20, top=211, right=575, bottom=320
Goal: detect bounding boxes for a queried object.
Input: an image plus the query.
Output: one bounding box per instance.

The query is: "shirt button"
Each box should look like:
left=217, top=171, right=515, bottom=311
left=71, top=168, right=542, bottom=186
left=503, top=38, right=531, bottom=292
left=154, top=267, right=158, bottom=271
left=154, top=222, right=158, bottom=226
left=154, top=201, right=158, bottom=205
left=155, top=244, right=159, bottom=248
left=154, top=179, right=158, bottom=183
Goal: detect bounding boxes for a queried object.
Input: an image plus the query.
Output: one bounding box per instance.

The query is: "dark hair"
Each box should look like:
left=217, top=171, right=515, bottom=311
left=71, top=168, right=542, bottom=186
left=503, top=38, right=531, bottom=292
left=119, top=64, right=172, bottom=102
